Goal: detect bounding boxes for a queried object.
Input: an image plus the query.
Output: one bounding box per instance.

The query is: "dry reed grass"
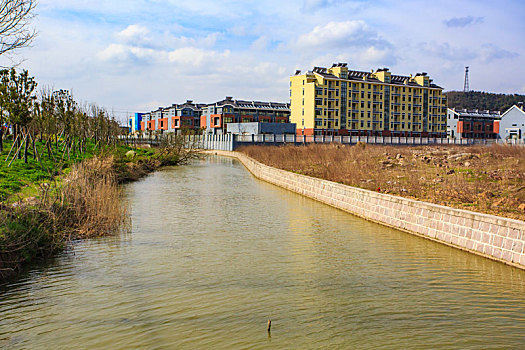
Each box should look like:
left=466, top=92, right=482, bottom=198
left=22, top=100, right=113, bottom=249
left=240, top=143, right=525, bottom=221
left=0, top=156, right=128, bottom=279
left=53, top=156, right=128, bottom=239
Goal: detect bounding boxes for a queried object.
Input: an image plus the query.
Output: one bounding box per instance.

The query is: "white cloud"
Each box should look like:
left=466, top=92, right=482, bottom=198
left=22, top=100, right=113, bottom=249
left=296, top=20, right=381, bottom=49
left=443, top=16, right=484, bottom=28
left=301, top=0, right=365, bottom=12
left=176, top=32, right=220, bottom=48
left=167, top=47, right=230, bottom=68
left=228, top=25, right=247, bottom=36
left=479, top=44, right=519, bottom=63
left=421, top=42, right=519, bottom=64
left=97, top=44, right=161, bottom=64
left=294, top=20, right=396, bottom=68
left=251, top=36, right=269, bottom=51
left=421, top=42, right=478, bottom=62
left=98, top=28, right=225, bottom=68
left=358, top=46, right=394, bottom=66
left=116, top=24, right=150, bottom=45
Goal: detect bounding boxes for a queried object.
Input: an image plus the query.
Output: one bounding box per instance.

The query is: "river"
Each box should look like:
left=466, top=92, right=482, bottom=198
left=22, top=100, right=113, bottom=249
left=1, top=155, right=525, bottom=349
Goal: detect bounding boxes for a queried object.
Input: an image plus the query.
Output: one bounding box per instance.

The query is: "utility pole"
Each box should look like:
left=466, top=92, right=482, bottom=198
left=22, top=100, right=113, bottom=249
left=464, top=66, right=470, bottom=92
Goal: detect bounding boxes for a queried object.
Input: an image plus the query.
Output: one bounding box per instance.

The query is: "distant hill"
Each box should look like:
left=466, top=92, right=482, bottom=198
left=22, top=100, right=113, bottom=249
left=445, top=91, right=525, bottom=112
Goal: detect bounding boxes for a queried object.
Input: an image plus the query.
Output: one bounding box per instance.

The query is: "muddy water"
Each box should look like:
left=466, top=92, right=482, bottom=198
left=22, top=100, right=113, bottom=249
left=1, top=155, right=525, bottom=349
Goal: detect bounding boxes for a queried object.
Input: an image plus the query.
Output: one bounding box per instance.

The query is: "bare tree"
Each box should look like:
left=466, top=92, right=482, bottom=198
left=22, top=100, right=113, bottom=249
left=0, top=0, right=36, bottom=57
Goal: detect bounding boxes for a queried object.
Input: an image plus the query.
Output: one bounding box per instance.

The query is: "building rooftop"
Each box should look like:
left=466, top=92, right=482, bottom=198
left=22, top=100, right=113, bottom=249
left=449, top=108, right=501, bottom=119
left=308, top=65, right=443, bottom=89
left=212, top=97, right=290, bottom=110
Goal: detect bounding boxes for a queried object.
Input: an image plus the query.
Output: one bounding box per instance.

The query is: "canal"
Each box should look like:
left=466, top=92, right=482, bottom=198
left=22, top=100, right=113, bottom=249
left=1, top=155, right=525, bottom=349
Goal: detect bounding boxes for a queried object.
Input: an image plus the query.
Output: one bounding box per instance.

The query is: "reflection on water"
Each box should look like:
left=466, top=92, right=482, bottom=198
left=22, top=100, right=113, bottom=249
left=1, top=155, right=525, bottom=349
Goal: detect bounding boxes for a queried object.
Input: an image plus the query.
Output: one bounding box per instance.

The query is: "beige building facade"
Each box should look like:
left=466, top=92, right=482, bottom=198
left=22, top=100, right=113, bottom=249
left=290, top=63, right=447, bottom=136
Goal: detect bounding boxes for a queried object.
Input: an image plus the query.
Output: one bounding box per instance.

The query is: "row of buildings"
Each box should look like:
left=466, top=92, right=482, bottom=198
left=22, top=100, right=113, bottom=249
left=130, top=97, right=292, bottom=135
left=130, top=62, right=524, bottom=140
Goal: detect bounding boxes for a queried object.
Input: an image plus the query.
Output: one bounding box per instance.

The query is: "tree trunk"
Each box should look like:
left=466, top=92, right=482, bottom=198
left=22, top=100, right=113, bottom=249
left=32, top=130, right=36, bottom=160
left=24, top=128, right=29, bottom=163
left=16, top=125, right=21, bottom=160
left=0, top=127, right=3, bottom=153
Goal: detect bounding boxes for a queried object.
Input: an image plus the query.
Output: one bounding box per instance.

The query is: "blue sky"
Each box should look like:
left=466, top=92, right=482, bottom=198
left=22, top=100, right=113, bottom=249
left=2, top=0, right=524, bottom=121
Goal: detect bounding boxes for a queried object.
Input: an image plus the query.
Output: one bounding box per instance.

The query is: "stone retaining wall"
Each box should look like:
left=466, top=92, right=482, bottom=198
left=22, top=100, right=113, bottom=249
left=213, top=150, right=525, bottom=270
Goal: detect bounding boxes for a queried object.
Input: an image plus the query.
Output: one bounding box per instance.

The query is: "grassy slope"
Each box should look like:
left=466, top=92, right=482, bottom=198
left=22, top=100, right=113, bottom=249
left=0, top=139, right=156, bottom=202
left=0, top=140, right=95, bottom=201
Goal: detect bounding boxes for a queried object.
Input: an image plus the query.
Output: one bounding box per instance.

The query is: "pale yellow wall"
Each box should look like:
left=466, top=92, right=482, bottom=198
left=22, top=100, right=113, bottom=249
left=290, top=68, right=446, bottom=133
left=290, top=74, right=316, bottom=129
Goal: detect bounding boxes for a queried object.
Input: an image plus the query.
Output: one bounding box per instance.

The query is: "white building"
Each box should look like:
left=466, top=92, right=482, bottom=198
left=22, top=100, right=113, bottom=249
left=497, top=103, right=525, bottom=140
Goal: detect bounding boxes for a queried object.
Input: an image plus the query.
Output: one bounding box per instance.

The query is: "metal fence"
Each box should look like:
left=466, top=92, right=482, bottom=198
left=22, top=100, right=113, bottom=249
left=120, top=134, right=524, bottom=151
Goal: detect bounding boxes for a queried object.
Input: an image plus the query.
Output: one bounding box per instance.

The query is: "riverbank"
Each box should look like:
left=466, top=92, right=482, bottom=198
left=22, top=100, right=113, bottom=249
left=211, top=150, right=525, bottom=270
left=239, top=143, right=525, bottom=221
left=0, top=141, right=196, bottom=280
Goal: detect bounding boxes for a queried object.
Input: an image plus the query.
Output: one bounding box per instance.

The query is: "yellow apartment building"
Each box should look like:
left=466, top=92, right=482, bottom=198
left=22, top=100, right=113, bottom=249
left=290, top=63, right=447, bottom=136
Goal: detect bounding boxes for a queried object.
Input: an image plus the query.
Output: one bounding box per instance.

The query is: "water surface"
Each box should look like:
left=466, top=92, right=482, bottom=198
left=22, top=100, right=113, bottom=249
left=1, top=155, right=525, bottom=349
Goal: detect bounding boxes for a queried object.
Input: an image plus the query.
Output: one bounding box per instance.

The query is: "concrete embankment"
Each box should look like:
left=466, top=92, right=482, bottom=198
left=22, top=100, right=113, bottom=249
left=211, top=150, right=525, bottom=270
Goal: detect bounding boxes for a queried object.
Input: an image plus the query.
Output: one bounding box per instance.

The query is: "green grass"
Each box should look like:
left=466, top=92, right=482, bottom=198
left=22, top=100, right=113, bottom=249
left=0, top=138, right=140, bottom=202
